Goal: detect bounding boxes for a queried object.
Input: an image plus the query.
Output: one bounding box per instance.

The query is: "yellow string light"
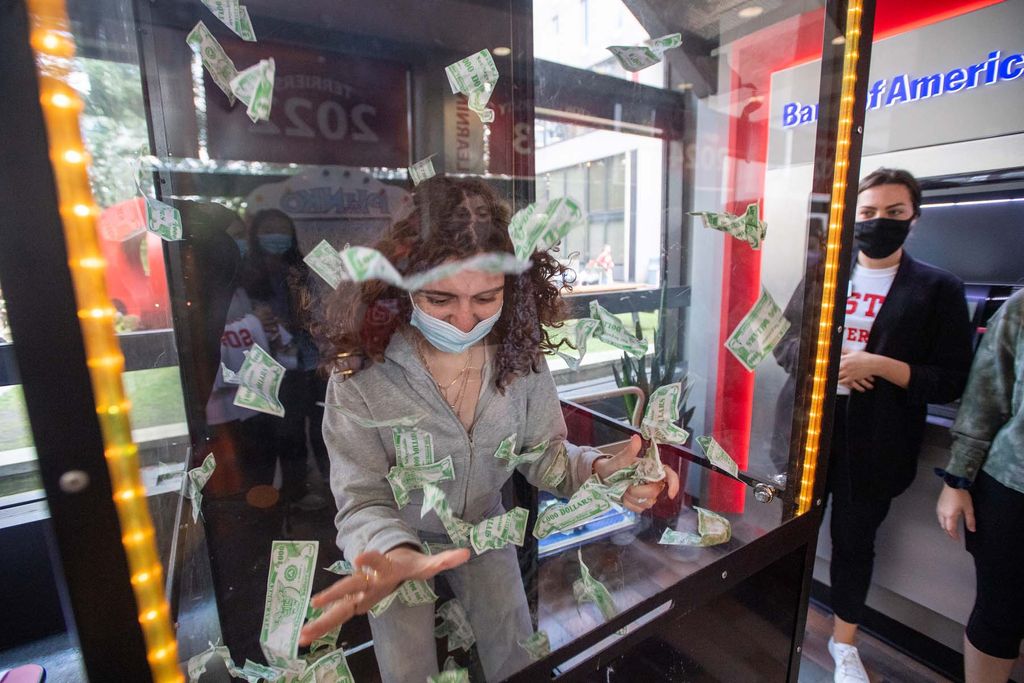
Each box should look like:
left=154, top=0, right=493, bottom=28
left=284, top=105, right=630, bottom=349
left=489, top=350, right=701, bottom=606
left=797, top=0, right=865, bottom=515
left=25, top=1, right=182, bottom=680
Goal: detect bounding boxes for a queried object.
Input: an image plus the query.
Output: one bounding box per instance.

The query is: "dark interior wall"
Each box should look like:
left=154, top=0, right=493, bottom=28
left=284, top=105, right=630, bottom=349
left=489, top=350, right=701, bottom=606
left=907, top=197, right=1024, bottom=286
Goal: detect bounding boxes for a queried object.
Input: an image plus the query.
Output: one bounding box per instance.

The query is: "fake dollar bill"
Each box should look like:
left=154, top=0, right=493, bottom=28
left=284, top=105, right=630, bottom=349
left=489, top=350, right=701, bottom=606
left=339, top=246, right=530, bottom=292
left=186, top=21, right=238, bottom=105
left=724, top=287, right=790, bottom=371
left=387, top=456, right=456, bottom=508
left=556, top=318, right=600, bottom=371
left=184, top=453, right=217, bottom=523
left=304, top=605, right=341, bottom=655
left=659, top=507, right=731, bottom=547
left=634, top=439, right=666, bottom=483
left=408, top=155, right=437, bottom=185
left=641, top=382, right=690, bottom=445
left=368, top=580, right=438, bottom=618
left=327, top=403, right=424, bottom=429
left=424, top=541, right=460, bottom=555
left=557, top=302, right=646, bottom=370
left=573, top=549, right=618, bottom=621
left=688, top=203, right=767, bottom=250
left=429, top=668, right=469, bottom=683
left=297, top=647, right=355, bottom=683
left=186, top=640, right=234, bottom=683
left=260, top=540, right=319, bottom=670
left=533, top=475, right=612, bottom=539
left=695, top=435, right=739, bottom=479
left=519, top=630, right=551, bottom=661
left=493, top=434, right=549, bottom=471
left=508, top=197, right=585, bottom=261
left=541, top=443, right=570, bottom=489
left=435, top=599, right=476, bottom=652
left=230, top=659, right=284, bottom=683
left=304, top=240, right=347, bottom=289
left=233, top=343, right=286, bottom=417
left=590, top=300, right=648, bottom=357
left=200, top=0, right=256, bottom=42
left=469, top=507, right=528, bottom=554
left=393, top=427, right=435, bottom=467
left=606, top=45, right=661, bottom=72
left=445, top=49, right=499, bottom=123
left=144, top=197, right=183, bottom=241
left=421, top=484, right=473, bottom=547
left=230, top=58, right=275, bottom=123
left=324, top=560, right=354, bottom=575
left=606, top=32, right=682, bottom=72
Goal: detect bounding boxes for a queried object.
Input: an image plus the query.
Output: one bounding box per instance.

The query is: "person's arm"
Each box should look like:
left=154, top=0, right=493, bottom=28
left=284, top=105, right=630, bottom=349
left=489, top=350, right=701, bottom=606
left=943, top=303, right=1018, bottom=483
left=513, top=359, right=606, bottom=498
left=904, top=277, right=973, bottom=404
left=322, top=375, right=424, bottom=560
left=937, top=301, right=1019, bottom=539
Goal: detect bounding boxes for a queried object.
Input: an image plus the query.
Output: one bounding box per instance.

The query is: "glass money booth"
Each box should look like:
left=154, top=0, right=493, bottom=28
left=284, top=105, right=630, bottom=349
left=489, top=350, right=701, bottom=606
left=0, top=0, right=877, bottom=680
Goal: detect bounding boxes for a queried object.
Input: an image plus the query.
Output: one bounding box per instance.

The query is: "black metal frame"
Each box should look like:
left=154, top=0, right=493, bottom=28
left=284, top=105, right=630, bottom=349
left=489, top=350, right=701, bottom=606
left=0, top=0, right=875, bottom=678
left=0, top=1, right=152, bottom=679
left=783, top=0, right=878, bottom=677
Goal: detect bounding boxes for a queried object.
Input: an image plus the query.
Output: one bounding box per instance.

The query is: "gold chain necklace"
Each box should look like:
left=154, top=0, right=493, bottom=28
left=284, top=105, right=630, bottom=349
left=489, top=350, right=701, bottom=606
left=414, top=336, right=480, bottom=411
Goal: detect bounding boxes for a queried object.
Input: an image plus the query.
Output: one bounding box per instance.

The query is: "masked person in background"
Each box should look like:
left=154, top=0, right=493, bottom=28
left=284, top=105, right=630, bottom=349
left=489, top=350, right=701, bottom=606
left=824, top=168, right=973, bottom=682
left=236, top=209, right=329, bottom=509
left=299, top=177, right=679, bottom=682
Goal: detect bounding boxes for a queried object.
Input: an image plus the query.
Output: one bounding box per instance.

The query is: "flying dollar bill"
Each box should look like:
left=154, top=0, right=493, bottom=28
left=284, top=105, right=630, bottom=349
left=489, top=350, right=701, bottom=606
left=260, top=541, right=319, bottom=671
left=508, top=197, right=585, bottom=261
left=695, top=435, right=740, bottom=479
left=435, top=599, right=476, bottom=652
left=338, top=246, right=530, bottom=292
left=408, top=155, right=437, bottom=185
left=386, top=456, right=456, bottom=508
left=519, top=630, right=551, bottom=661
left=606, top=32, right=682, bottom=72
left=641, top=382, right=690, bottom=445
left=573, top=548, right=618, bottom=621
left=184, top=453, right=217, bottom=523
left=724, top=287, right=790, bottom=371
left=304, top=240, right=348, bottom=289
left=688, top=203, right=768, bottom=251
left=233, top=343, right=286, bottom=417
left=445, top=49, right=499, bottom=123
left=186, top=21, right=238, bottom=105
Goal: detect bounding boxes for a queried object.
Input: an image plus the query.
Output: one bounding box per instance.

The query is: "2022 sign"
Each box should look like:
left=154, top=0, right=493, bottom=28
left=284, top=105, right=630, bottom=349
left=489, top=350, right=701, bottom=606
left=205, top=43, right=408, bottom=167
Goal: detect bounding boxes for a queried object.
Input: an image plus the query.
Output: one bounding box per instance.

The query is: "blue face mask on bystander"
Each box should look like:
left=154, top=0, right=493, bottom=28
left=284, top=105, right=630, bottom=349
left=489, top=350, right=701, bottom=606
left=257, top=234, right=293, bottom=255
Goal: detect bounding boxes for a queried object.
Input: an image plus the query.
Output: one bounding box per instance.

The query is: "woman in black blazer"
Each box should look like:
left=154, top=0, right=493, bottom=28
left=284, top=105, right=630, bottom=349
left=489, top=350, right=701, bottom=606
left=777, top=169, right=973, bottom=682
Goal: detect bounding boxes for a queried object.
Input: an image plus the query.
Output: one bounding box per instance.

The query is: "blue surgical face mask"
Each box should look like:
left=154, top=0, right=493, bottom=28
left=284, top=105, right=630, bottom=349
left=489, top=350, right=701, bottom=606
left=234, top=238, right=249, bottom=257
left=258, top=234, right=293, bottom=255
left=409, top=297, right=502, bottom=354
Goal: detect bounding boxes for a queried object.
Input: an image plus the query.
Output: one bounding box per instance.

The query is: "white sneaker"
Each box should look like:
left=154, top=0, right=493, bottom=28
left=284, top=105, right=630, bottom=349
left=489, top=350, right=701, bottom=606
left=828, top=637, right=869, bottom=683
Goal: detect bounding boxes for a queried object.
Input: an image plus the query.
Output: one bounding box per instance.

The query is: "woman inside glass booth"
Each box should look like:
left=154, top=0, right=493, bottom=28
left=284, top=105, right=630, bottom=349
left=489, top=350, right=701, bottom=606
left=298, top=177, right=678, bottom=682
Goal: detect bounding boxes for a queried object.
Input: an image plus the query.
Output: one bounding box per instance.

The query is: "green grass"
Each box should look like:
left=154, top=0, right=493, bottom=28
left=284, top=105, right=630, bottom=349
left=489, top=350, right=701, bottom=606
left=0, top=366, right=187, bottom=453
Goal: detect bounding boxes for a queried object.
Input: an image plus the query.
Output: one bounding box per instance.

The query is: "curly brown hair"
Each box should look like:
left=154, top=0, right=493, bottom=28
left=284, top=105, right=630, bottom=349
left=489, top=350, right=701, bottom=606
left=313, top=176, right=574, bottom=390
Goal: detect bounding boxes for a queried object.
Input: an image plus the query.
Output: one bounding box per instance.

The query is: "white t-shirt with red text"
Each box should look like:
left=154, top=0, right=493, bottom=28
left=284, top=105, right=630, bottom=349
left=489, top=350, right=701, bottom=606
left=839, top=263, right=898, bottom=395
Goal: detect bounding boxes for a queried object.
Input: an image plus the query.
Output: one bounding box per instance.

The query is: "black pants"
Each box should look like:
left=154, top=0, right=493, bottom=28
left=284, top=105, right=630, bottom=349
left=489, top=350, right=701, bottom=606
left=826, top=396, right=894, bottom=625
left=965, top=470, right=1024, bottom=659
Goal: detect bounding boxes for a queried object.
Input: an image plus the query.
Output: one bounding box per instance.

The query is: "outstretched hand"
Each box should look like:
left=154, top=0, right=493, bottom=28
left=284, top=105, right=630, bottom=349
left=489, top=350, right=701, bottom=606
left=298, top=546, right=470, bottom=646
left=594, top=434, right=681, bottom=513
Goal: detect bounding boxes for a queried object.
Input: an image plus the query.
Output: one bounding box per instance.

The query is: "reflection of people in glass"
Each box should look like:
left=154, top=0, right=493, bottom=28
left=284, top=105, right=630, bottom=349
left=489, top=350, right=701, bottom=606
left=823, top=169, right=973, bottom=681
left=586, top=244, right=615, bottom=284
left=298, top=177, right=679, bottom=682
left=936, top=288, right=1024, bottom=683
left=234, top=209, right=329, bottom=509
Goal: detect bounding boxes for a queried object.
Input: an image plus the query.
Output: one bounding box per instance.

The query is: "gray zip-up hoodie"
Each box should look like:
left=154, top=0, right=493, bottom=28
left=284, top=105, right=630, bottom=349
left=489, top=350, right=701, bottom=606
left=323, top=329, right=604, bottom=561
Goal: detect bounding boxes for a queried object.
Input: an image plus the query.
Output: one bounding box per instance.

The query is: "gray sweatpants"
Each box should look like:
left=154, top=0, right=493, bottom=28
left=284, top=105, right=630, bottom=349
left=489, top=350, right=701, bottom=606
left=367, top=544, right=535, bottom=682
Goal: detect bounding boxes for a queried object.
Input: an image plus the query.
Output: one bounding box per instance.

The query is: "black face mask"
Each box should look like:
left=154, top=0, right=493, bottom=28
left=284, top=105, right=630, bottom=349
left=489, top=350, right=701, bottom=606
left=854, top=217, right=912, bottom=259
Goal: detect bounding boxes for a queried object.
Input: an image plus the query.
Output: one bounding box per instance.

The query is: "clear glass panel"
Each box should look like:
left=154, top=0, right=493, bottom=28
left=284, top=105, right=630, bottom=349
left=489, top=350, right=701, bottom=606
left=31, top=0, right=841, bottom=678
